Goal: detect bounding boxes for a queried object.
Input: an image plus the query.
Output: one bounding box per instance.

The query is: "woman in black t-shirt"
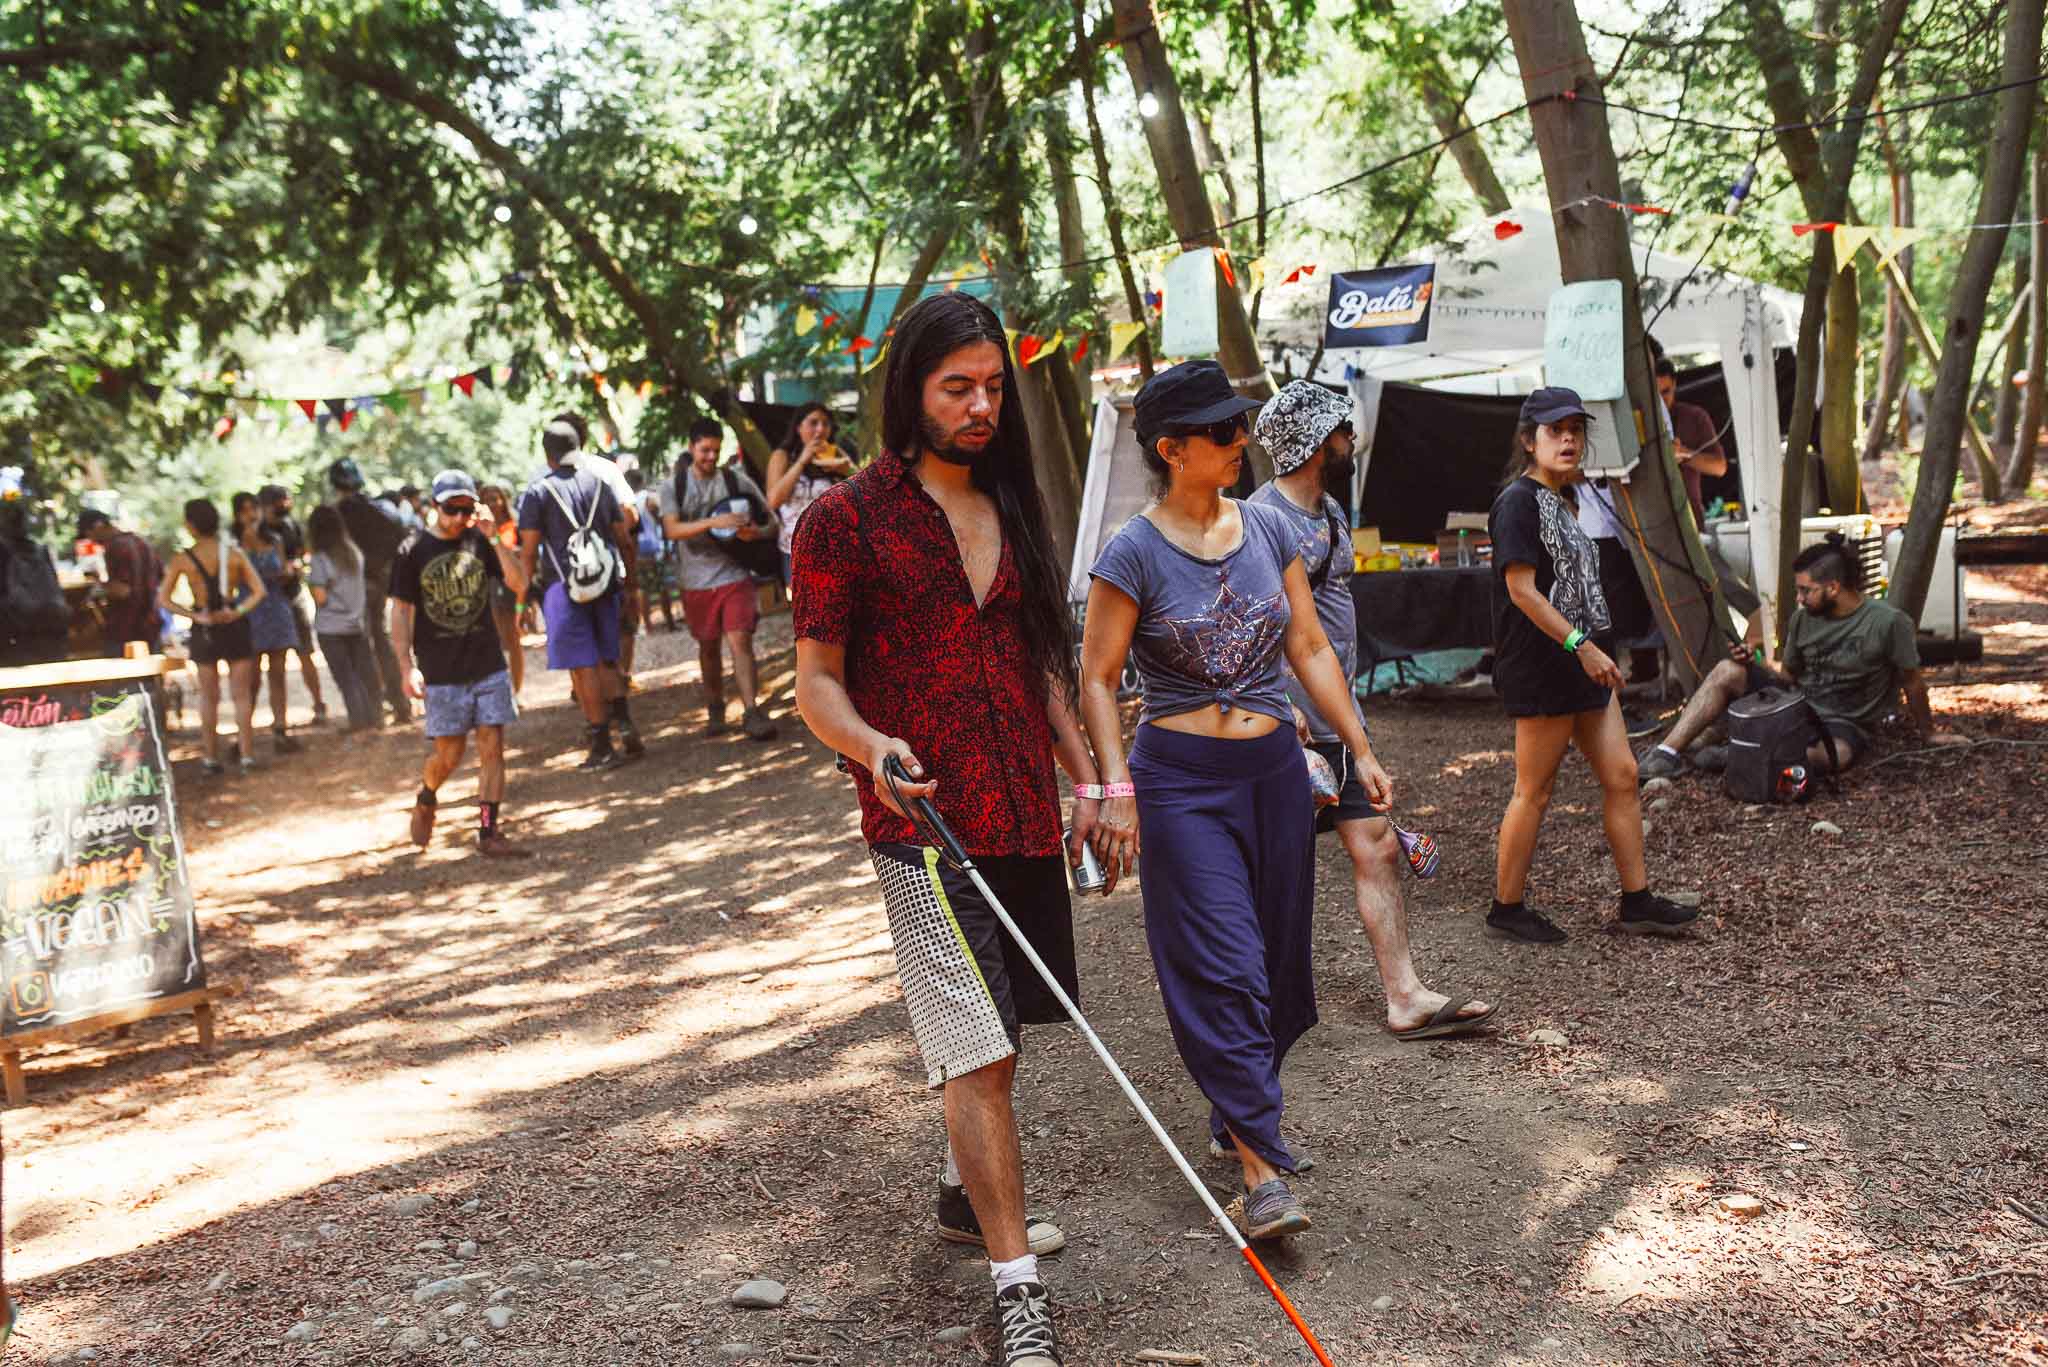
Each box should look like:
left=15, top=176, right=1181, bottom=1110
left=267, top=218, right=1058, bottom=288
left=1485, top=388, right=1695, bottom=945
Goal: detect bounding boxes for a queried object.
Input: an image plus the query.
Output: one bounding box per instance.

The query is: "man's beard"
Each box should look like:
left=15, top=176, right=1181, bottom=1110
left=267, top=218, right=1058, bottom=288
left=1320, top=455, right=1355, bottom=496
left=919, top=413, right=996, bottom=468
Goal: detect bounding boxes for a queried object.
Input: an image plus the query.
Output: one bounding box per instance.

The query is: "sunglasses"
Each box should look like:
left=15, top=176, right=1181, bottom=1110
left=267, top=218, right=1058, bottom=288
left=1168, top=414, right=1249, bottom=446
left=440, top=502, right=478, bottom=518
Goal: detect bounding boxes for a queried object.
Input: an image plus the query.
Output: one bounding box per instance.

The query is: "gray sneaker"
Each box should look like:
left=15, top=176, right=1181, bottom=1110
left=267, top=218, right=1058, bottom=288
left=1637, top=746, right=1685, bottom=783
left=1240, top=1179, right=1312, bottom=1240
left=1692, top=743, right=1729, bottom=773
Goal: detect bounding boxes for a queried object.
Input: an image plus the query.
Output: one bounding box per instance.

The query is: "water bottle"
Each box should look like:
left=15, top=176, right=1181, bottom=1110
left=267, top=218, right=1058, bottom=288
left=1065, top=824, right=1107, bottom=894
left=1456, top=529, right=1473, bottom=568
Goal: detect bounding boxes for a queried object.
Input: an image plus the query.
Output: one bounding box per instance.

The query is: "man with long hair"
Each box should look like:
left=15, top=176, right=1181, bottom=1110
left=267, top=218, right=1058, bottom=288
left=791, top=292, right=1105, bottom=1367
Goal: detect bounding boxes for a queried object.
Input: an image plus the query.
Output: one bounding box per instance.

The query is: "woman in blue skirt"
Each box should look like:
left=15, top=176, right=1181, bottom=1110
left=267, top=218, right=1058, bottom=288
left=235, top=490, right=306, bottom=757
left=1078, top=361, right=1395, bottom=1240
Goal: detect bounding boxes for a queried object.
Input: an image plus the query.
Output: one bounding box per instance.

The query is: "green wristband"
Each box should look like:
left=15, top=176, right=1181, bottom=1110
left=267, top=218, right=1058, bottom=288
left=1563, top=628, right=1585, bottom=653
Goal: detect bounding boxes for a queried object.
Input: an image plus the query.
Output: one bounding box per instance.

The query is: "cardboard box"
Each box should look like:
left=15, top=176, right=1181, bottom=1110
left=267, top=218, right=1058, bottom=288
left=1352, top=526, right=1383, bottom=558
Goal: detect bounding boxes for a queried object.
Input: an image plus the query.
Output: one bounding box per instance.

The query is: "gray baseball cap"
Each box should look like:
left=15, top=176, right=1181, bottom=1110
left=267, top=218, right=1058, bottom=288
left=430, top=469, right=478, bottom=505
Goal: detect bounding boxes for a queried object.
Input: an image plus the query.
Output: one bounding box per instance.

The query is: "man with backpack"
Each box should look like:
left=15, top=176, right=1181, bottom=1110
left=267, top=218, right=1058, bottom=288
left=518, top=419, right=643, bottom=771
left=1249, top=382, right=1500, bottom=1042
left=660, top=417, right=778, bottom=741
left=1638, top=534, right=1966, bottom=786
left=330, top=457, right=412, bottom=725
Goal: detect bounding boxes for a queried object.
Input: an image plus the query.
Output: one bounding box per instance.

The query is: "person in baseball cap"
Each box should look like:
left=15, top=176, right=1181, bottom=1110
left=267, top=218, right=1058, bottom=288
left=388, top=467, right=530, bottom=858
left=1249, top=382, right=1500, bottom=1043
left=1130, top=358, right=1264, bottom=481
left=1517, top=385, right=1596, bottom=428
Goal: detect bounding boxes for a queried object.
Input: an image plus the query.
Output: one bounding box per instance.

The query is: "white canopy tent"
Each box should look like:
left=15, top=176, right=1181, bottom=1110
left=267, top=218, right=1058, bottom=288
left=1277, top=208, right=1803, bottom=628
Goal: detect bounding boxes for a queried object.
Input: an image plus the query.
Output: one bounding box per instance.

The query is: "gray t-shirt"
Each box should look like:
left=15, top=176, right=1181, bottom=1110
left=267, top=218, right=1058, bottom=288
left=305, top=550, right=366, bottom=636
left=659, top=464, right=772, bottom=592
left=1088, top=499, right=1301, bottom=728
left=1248, top=482, right=1362, bottom=742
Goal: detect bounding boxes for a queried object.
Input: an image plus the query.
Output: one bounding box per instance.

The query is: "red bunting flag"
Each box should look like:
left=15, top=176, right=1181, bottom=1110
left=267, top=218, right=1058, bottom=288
left=1625, top=202, right=1671, bottom=215
left=1792, top=222, right=1840, bottom=236
left=846, top=336, right=874, bottom=353
left=821, top=313, right=840, bottom=328
left=1017, top=334, right=1043, bottom=365
left=452, top=373, right=477, bottom=398
left=1493, top=220, right=1524, bottom=240
left=296, top=398, right=318, bottom=421
left=337, top=409, right=355, bottom=433
left=1282, top=264, right=1318, bottom=285
left=1072, top=335, right=1089, bottom=363
left=213, top=414, right=236, bottom=442
left=1216, top=251, right=1236, bottom=289
left=591, top=373, right=608, bottom=394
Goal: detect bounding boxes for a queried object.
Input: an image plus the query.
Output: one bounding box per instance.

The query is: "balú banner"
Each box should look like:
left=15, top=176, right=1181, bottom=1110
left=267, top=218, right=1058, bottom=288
left=1322, top=264, right=1436, bottom=349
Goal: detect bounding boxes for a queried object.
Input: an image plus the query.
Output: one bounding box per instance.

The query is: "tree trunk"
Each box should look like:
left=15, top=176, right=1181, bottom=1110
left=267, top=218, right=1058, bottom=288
left=1042, top=116, right=1101, bottom=466
left=1992, top=239, right=2028, bottom=450
left=1860, top=105, right=1914, bottom=465
left=2005, top=145, right=2047, bottom=492
left=1893, top=0, right=2046, bottom=619
left=1190, top=114, right=1242, bottom=228
left=1417, top=54, right=1512, bottom=213
left=1762, top=0, right=1911, bottom=636
left=1110, top=0, right=1275, bottom=465
left=1071, top=0, right=1153, bottom=381
left=1821, top=268, right=1862, bottom=510
left=1502, top=0, right=1726, bottom=692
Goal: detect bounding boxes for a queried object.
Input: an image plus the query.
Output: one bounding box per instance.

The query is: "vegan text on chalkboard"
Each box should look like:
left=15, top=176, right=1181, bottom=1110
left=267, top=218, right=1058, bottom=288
left=1, top=678, right=207, bottom=1036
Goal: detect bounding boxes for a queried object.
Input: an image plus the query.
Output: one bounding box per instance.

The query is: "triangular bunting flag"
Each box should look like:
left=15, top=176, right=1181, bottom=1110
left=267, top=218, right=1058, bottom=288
left=1017, top=334, right=1044, bottom=365
left=472, top=368, right=494, bottom=391
left=1870, top=225, right=1928, bottom=273
left=495, top=366, right=512, bottom=386
left=1282, top=263, right=1319, bottom=285
left=592, top=373, right=608, bottom=395
left=451, top=373, right=477, bottom=398
left=139, top=382, right=164, bottom=402
left=1247, top=257, right=1268, bottom=293
left=862, top=340, right=890, bottom=374
left=795, top=304, right=817, bottom=337
left=1072, top=335, right=1089, bottom=363
left=296, top=398, right=319, bottom=421
left=821, top=313, right=840, bottom=329
left=1791, top=222, right=1839, bottom=236
left=213, top=414, right=236, bottom=443
left=337, top=409, right=355, bottom=433
left=638, top=380, right=653, bottom=399
left=1026, top=330, right=1062, bottom=365
left=1833, top=225, right=1876, bottom=270
left=323, top=398, right=348, bottom=421
left=1215, top=250, right=1236, bottom=289
left=1109, top=321, right=1146, bottom=362
left=1493, top=220, right=1523, bottom=240
left=846, top=336, right=874, bottom=354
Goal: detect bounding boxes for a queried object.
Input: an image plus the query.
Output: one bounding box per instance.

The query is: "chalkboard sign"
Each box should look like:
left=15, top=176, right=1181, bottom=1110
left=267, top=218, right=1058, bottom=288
left=0, top=667, right=207, bottom=1037
left=1543, top=279, right=1626, bottom=401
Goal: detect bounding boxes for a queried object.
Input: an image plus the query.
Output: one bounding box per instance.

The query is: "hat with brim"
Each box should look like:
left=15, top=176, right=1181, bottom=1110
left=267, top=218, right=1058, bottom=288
left=1254, top=381, right=1355, bottom=476
left=430, top=469, right=479, bottom=505
left=1519, top=386, right=1597, bottom=427
left=1134, top=360, right=1265, bottom=445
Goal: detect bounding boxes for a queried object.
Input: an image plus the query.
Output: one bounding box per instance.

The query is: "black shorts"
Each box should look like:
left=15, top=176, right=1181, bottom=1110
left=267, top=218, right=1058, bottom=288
left=868, top=844, right=1077, bottom=1089
left=189, top=617, right=254, bottom=665
left=1307, top=740, right=1379, bottom=833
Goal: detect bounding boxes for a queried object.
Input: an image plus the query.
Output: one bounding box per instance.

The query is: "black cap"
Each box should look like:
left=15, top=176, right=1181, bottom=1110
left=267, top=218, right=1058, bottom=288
left=328, top=457, right=365, bottom=492
left=1519, top=386, right=1596, bottom=426
left=76, top=507, right=112, bottom=538
left=1133, top=360, right=1265, bottom=439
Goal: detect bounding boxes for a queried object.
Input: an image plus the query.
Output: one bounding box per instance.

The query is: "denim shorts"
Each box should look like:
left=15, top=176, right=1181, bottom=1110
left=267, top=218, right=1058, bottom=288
left=424, top=669, right=517, bottom=738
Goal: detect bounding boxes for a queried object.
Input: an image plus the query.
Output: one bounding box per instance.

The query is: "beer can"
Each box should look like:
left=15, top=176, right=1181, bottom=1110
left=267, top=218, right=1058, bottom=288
left=1065, top=824, right=1108, bottom=894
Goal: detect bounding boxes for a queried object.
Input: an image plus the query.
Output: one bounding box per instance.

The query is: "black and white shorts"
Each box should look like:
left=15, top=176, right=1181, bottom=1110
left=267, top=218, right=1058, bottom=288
left=868, top=844, right=1078, bottom=1089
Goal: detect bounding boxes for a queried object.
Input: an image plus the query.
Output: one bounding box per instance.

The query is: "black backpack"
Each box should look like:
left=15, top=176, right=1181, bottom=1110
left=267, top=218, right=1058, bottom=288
left=0, top=536, right=70, bottom=644
left=682, top=467, right=781, bottom=580
left=1724, top=687, right=1838, bottom=803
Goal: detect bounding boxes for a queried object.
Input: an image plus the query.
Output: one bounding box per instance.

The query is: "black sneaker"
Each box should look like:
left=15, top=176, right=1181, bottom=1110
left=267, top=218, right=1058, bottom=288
left=935, top=1183, right=1066, bottom=1255
left=618, top=723, right=646, bottom=760
left=1485, top=903, right=1569, bottom=944
left=1637, top=746, right=1686, bottom=783
left=992, top=1282, right=1062, bottom=1367
left=1692, top=743, right=1729, bottom=773
left=1618, top=893, right=1699, bottom=937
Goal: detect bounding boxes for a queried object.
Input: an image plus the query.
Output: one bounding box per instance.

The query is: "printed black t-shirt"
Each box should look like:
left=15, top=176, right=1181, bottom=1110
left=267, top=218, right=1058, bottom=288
left=388, top=526, right=506, bottom=685
left=1488, top=475, right=1613, bottom=717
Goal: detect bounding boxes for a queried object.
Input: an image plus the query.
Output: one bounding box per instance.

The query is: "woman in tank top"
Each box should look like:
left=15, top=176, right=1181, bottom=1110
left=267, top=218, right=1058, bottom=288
left=157, top=497, right=267, bottom=775
left=763, top=403, right=853, bottom=589
left=234, top=491, right=304, bottom=755
left=1079, top=361, right=1397, bottom=1242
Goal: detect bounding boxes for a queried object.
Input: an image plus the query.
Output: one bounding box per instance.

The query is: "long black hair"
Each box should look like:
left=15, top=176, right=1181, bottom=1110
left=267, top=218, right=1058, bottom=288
left=307, top=504, right=360, bottom=575
left=776, top=402, right=835, bottom=456
left=881, top=292, right=1079, bottom=708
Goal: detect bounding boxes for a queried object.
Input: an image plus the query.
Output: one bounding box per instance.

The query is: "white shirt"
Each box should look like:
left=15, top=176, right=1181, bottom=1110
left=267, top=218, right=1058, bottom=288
left=570, top=451, right=639, bottom=529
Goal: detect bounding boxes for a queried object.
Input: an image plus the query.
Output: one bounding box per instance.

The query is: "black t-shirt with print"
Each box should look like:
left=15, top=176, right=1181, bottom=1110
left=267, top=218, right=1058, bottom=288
left=388, top=526, right=506, bottom=686
left=1488, top=475, right=1614, bottom=717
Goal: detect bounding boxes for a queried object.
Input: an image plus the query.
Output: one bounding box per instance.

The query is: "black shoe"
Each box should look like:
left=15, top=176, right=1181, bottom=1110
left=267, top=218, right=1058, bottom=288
left=1485, top=903, right=1569, bottom=944
left=579, top=745, right=625, bottom=772
left=740, top=709, right=778, bottom=742
left=1637, top=746, right=1686, bottom=783
left=935, top=1183, right=1066, bottom=1255
left=1692, top=743, right=1729, bottom=773
left=618, top=723, right=646, bottom=759
left=992, top=1282, right=1062, bottom=1367
left=1618, top=893, right=1699, bottom=937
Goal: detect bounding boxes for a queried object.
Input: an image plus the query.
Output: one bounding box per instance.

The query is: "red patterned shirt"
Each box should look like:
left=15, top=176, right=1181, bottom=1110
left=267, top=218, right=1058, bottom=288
left=791, top=453, right=1061, bottom=857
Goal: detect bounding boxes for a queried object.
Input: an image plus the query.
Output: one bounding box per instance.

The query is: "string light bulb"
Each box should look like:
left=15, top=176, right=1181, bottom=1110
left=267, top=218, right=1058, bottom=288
left=1137, top=90, right=1161, bottom=119
left=493, top=203, right=513, bottom=224
left=738, top=213, right=759, bottom=236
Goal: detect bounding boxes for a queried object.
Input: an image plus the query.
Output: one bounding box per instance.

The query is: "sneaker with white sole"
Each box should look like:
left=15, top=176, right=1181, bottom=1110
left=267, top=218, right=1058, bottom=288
left=992, top=1281, right=1062, bottom=1367
left=935, top=1183, right=1066, bottom=1255
left=1239, top=1179, right=1312, bottom=1240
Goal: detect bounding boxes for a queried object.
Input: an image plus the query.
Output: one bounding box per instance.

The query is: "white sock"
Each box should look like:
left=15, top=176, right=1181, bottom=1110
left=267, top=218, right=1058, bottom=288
left=1656, top=744, right=1679, bottom=759
left=940, top=1144, right=962, bottom=1189
left=990, top=1252, right=1039, bottom=1294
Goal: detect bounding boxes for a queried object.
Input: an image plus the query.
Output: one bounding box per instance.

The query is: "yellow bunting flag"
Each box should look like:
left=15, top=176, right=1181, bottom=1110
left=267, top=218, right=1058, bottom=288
left=1028, top=330, right=1063, bottom=365
left=1870, top=225, right=1928, bottom=273
left=863, top=340, right=890, bottom=374
left=1832, top=225, right=1876, bottom=271
left=1109, top=321, right=1147, bottom=361
left=795, top=304, right=817, bottom=337
left=1247, top=257, right=1268, bottom=293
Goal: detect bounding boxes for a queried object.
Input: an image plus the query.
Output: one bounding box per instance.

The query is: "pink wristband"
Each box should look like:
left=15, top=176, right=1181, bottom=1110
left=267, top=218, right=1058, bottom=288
left=1074, top=781, right=1135, bottom=800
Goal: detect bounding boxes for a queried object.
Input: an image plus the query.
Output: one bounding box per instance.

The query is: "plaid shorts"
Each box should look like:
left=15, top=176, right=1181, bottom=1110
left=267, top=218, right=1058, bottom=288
left=868, top=844, right=1077, bottom=1089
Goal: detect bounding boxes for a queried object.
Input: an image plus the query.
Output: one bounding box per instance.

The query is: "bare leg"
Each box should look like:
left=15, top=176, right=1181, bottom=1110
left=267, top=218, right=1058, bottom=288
left=1338, top=816, right=1489, bottom=1031
left=726, top=630, right=759, bottom=711
left=1806, top=735, right=1856, bottom=771
left=491, top=604, right=524, bottom=694
left=196, top=665, right=222, bottom=763
left=263, top=650, right=289, bottom=731
left=1576, top=699, right=1646, bottom=893
left=1495, top=714, right=1576, bottom=904
left=422, top=732, right=468, bottom=792
left=473, top=726, right=506, bottom=803
left=1231, top=1133, right=1283, bottom=1192
left=942, top=1055, right=1029, bottom=1262
left=298, top=646, right=326, bottom=715
left=1658, top=658, right=1753, bottom=754
left=698, top=641, right=725, bottom=713
left=619, top=630, right=638, bottom=682
left=567, top=667, right=606, bottom=724
left=228, top=659, right=259, bottom=760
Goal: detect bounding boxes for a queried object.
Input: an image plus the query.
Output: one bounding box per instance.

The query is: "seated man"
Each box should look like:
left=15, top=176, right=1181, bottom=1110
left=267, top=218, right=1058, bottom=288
left=1639, top=535, right=1965, bottom=781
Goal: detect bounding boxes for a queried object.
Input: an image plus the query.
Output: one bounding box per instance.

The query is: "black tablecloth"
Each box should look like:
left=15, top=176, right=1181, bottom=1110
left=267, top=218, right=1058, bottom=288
left=1351, top=566, right=1493, bottom=666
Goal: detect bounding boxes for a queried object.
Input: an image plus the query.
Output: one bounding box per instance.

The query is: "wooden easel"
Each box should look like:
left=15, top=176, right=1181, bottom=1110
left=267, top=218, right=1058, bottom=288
left=1, top=984, right=238, bottom=1106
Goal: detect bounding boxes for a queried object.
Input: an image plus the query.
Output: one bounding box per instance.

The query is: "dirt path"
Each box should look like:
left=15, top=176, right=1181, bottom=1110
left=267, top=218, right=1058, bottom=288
left=4, top=587, right=2045, bottom=1366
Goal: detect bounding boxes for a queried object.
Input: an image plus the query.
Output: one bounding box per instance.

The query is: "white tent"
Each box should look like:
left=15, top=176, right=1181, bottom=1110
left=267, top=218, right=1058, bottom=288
left=1277, top=208, right=1803, bottom=627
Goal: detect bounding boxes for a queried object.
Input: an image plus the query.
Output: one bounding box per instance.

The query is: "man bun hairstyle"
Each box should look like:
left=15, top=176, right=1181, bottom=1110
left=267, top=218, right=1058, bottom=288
left=1793, top=531, right=1862, bottom=591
